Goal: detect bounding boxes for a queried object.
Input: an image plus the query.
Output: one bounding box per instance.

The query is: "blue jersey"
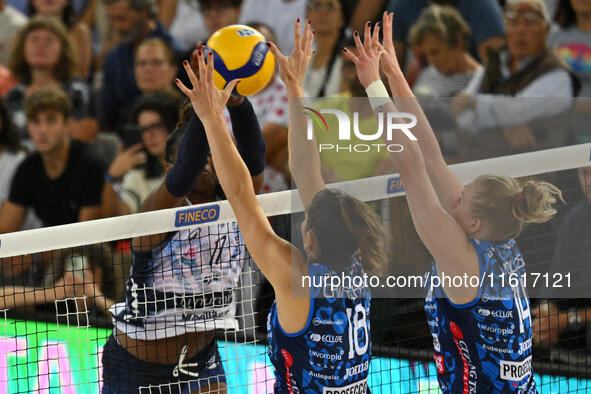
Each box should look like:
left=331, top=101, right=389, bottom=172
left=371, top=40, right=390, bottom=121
left=267, top=259, right=371, bottom=393
left=424, top=238, right=536, bottom=393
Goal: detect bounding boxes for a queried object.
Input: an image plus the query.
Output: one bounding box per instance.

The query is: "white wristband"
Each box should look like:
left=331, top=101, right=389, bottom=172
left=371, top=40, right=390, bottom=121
left=365, top=80, right=392, bottom=110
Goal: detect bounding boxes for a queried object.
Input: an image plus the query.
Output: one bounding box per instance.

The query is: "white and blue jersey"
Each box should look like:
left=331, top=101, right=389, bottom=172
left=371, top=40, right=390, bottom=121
left=267, top=258, right=371, bottom=394
left=425, top=238, right=537, bottom=393
left=110, top=222, right=247, bottom=340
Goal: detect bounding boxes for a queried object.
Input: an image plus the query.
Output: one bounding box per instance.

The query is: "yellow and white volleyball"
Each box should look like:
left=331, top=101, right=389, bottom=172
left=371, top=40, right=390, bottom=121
left=205, top=25, right=275, bottom=97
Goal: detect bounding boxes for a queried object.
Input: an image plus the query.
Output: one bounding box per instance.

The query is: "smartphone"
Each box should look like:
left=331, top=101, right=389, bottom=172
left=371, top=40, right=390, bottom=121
left=120, top=124, right=143, bottom=148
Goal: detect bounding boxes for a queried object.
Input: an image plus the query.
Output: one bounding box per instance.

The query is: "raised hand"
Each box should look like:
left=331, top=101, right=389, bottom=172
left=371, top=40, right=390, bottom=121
left=175, top=52, right=239, bottom=123
left=378, top=11, right=403, bottom=78
left=108, top=143, right=147, bottom=179
left=342, top=22, right=383, bottom=88
left=266, top=19, right=314, bottom=92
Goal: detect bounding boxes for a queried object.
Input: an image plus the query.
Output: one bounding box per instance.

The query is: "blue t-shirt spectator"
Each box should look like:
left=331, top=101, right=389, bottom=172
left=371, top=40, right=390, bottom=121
left=100, top=21, right=181, bottom=131
left=387, top=0, right=505, bottom=63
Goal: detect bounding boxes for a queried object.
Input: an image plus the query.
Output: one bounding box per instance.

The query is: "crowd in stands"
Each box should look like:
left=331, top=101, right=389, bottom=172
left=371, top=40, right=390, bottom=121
left=0, top=0, right=589, bottom=354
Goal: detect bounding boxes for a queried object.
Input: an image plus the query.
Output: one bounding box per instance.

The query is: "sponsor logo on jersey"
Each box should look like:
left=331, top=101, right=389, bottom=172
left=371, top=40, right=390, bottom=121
left=309, top=349, right=344, bottom=363
left=313, top=318, right=345, bottom=326
left=482, top=293, right=512, bottom=303
left=477, top=322, right=514, bottom=336
left=323, top=378, right=368, bottom=394
left=500, top=356, right=532, bottom=381
left=174, top=290, right=233, bottom=310
left=481, top=343, right=514, bottom=355
left=181, top=310, right=222, bottom=321
left=175, top=204, right=220, bottom=227
left=281, top=349, right=300, bottom=394
left=478, top=308, right=514, bottom=319
left=309, top=370, right=338, bottom=381
left=518, top=338, right=532, bottom=355
left=310, top=333, right=343, bottom=343
left=450, top=321, right=477, bottom=393
left=343, top=360, right=369, bottom=379
left=434, top=354, right=445, bottom=374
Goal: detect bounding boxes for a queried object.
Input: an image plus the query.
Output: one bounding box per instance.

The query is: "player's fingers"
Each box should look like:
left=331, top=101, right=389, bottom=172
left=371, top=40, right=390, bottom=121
left=223, top=79, right=240, bottom=102
left=363, top=22, right=372, bottom=52
left=353, top=31, right=366, bottom=58
left=206, top=51, right=215, bottom=84
left=372, top=23, right=381, bottom=47
left=267, top=41, right=286, bottom=63
left=301, top=19, right=311, bottom=53
left=197, top=50, right=207, bottom=84
left=293, top=18, right=302, bottom=54
left=175, top=78, right=191, bottom=97
left=341, top=47, right=359, bottom=64
left=182, top=60, right=199, bottom=88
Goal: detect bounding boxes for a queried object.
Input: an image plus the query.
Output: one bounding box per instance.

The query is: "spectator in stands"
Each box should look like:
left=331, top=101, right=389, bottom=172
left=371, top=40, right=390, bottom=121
left=0, top=0, right=28, bottom=66
left=28, top=0, right=93, bottom=78
left=533, top=166, right=591, bottom=348
left=303, top=0, right=355, bottom=97
left=6, top=16, right=97, bottom=143
left=198, top=0, right=243, bottom=35
left=453, top=0, right=580, bottom=159
left=550, top=0, right=591, bottom=143
left=0, top=87, right=104, bottom=234
left=134, top=38, right=178, bottom=94
left=239, top=0, right=307, bottom=54
left=0, top=98, right=25, bottom=210
left=102, top=90, right=182, bottom=216
left=386, top=0, right=505, bottom=71
left=100, top=0, right=180, bottom=131
left=161, top=0, right=209, bottom=50
left=409, top=5, right=481, bottom=97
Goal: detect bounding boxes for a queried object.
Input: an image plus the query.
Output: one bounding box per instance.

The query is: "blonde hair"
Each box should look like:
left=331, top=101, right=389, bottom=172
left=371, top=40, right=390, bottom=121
left=471, top=175, right=563, bottom=241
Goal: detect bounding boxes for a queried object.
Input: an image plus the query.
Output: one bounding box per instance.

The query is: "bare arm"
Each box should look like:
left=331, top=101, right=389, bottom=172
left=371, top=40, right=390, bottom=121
left=379, top=12, right=464, bottom=212
left=0, top=201, right=25, bottom=234
left=267, top=21, right=325, bottom=209
left=345, top=21, right=478, bottom=302
left=174, top=53, right=302, bottom=297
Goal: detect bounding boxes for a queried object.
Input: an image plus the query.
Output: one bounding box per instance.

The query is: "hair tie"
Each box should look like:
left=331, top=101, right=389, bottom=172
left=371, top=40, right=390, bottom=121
left=517, top=191, right=525, bottom=200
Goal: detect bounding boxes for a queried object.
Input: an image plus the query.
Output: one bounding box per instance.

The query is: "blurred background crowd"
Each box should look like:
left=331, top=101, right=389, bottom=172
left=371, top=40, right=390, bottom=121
left=0, top=0, right=590, bottom=356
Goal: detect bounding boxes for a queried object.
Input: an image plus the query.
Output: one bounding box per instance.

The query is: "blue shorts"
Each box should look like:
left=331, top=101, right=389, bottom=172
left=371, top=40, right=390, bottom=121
left=101, top=333, right=226, bottom=394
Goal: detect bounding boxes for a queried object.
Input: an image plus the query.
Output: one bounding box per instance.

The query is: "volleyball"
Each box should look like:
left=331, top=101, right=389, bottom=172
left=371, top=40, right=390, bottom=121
left=205, top=25, right=275, bottom=96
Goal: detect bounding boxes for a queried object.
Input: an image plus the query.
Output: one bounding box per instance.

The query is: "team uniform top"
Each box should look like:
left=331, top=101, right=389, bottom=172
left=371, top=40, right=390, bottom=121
left=425, top=238, right=537, bottom=393
left=267, top=258, right=371, bottom=394
left=110, top=221, right=247, bottom=340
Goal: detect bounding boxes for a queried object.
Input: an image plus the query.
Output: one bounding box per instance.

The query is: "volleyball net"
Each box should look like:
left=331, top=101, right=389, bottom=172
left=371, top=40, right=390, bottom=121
left=0, top=142, right=590, bottom=393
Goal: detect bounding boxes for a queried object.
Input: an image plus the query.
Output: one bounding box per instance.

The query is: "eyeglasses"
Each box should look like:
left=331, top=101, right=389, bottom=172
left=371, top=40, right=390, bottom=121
left=139, top=122, right=167, bottom=134
left=308, top=0, right=340, bottom=11
left=135, top=59, right=167, bottom=68
left=504, top=9, right=545, bottom=27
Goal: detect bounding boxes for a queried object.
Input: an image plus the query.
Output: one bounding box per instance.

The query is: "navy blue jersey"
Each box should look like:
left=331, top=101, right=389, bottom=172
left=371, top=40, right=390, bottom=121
left=267, top=259, right=371, bottom=393
left=424, top=238, right=537, bottom=393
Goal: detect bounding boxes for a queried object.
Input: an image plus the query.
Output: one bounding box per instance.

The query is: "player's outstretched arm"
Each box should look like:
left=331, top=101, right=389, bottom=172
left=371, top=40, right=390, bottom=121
left=345, top=23, right=479, bottom=303
left=378, top=11, right=463, bottom=213
left=175, top=51, right=304, bottom=296
left=267, top=20, right=325, bottom=210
